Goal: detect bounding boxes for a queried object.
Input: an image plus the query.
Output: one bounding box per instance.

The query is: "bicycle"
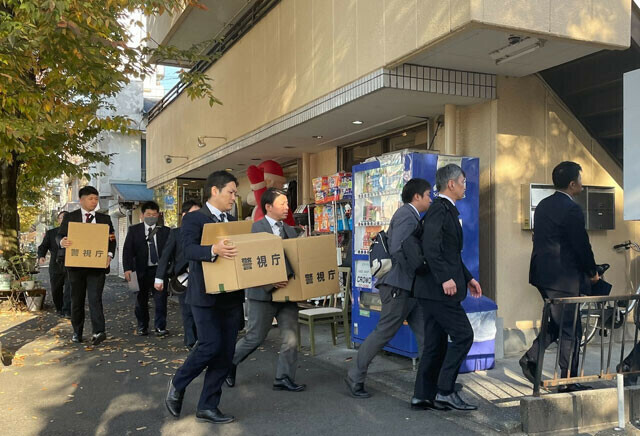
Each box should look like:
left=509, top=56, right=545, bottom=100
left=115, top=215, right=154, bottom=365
left=580, top=240, right=640, bottom=346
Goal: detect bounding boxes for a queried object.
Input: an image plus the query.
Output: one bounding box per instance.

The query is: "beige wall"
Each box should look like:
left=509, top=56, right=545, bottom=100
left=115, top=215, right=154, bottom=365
left=488, top=75, right=640, bottom=331
left=146, top=0, right=630, bottom=188
left=309, top=148, right=337, bottom=181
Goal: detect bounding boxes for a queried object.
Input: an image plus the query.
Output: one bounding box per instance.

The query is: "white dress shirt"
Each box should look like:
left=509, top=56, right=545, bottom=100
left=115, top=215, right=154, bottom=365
left=144, top=222, right=158, bottom=266
left=407, top=203, right=420, bottom=218
left=264, top=215, right=283, bottom=236
left=206, top=202, right=227, bottom=260
left=438, top=193, right=456, bottom=206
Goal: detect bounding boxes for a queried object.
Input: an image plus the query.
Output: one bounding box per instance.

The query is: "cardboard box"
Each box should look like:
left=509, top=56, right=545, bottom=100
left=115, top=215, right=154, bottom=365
left=272, top=235, right=339, bottom=302
left=64, top=222, right=109, bottom=268
left=201, top=220, right=253, bottom=245
left=203, top=232, right=287, bottom=293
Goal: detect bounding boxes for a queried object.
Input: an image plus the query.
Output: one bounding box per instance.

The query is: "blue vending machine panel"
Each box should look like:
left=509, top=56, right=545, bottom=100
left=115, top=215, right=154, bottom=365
left=351, top=151, right=480, bottom=359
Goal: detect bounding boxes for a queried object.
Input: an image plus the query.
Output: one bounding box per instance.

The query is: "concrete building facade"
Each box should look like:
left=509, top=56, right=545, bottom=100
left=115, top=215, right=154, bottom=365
left=145, top=0, right=639, bottom=354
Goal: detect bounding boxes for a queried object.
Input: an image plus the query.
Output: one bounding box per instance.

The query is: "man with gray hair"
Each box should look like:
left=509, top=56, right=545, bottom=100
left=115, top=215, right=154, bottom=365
left=413, top=163, right=482, bottom=411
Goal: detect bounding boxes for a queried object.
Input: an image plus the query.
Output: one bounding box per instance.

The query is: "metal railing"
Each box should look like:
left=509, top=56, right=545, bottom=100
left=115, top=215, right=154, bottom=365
left=147, top=0, right=281, bottom=123
left=533, top=294, right=640, bottom=396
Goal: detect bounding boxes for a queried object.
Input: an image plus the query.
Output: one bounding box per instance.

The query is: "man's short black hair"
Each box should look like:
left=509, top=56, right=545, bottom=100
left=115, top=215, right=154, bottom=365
left=181, top=199, right=202, bottom=215
left=401, top=178, right=431, bottom=203
left=78, top=186, right=99, bottom=198
left=204, top=171, right=238, bottom=200
left=141, top=201, right=160, bottom=213
left=552, top=161, right=582, bottom=189
left=261, top=187, right=287, bottom=214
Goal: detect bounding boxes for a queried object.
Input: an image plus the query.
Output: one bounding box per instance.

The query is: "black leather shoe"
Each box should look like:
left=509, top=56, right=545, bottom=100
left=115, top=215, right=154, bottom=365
left=225, top=364, right=237, bottom=388
left=137, top=328, right=149, bottom=336
left=519, top=355, right=537, bottom=385
left=165, top=378, right=185, bottom=418
left=196, top=408, right=234, bottom=424
left=155, top=328, right=168, bottom=337
left=273, top=376, right=306, bottom=392
left=558, top=383, right=593, bottom=393
left=71, top=333, right=82, bottom=343
left=344, top=376, right=371, bottom=398
left=91, top=332, right=106, bottom=346
left=410, top=397, right=449, bottom=410
left=435, top=392, right=478, bottom=411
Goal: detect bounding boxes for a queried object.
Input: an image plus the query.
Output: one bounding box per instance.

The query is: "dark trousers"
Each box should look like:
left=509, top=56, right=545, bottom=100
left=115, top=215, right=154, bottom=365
left=172, top=303, right=243, bottom=410
left=348, top=285, right=425, bottom=384
left=179, top=293, right=198, bottom=347
left=68, top=269, right=106, bottom=336
left=49, top=263, right=71, bottom=314
left=135, top=267, right=168, bottom=330
left=525, top=287, right=582, bottom=378
left=414, top=298, right=474, bottom=399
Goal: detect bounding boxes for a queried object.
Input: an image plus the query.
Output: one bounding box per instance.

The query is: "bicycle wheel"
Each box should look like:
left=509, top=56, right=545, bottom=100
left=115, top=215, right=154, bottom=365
left=580, top=302, right=600, bottom=346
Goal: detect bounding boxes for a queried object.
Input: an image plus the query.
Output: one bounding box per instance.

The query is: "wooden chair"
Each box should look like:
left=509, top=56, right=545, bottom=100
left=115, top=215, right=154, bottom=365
left=297, top=267, right=351, bottom=356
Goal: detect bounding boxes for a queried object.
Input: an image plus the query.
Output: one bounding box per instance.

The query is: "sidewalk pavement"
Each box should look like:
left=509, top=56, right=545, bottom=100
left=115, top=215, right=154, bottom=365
left=0, top=269, right=639, bottom=435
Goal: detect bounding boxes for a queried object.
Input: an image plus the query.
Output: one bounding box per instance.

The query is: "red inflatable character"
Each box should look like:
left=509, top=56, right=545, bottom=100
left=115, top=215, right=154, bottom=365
left=246, top=160, right=295, bottom=225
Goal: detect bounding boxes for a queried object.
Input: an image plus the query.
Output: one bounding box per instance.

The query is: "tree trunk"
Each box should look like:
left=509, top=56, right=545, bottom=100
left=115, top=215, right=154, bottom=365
left=0, top=159, right=19, bottom=259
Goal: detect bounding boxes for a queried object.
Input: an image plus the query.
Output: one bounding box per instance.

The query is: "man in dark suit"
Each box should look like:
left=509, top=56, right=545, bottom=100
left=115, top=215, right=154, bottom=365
left=38, top=211, right=71, bottom=317
left=225, top=188, right=303, bottom=392
left=154, top=200, right=202, bottom=348
left=123, top=201, right=171, bottom=336
left=520, top=161, right=598, bottom=393
left=58, top=186, right=116, bottom=346
left=345, top=179, right=431, bottom=400
left=165, top=171, right=243, bottom=425
left=413, top=164, right=482, bottom=411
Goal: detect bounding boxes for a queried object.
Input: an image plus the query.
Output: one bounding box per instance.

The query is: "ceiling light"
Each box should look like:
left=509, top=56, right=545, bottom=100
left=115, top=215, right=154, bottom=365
left=190, top=180, right=197, bottom=183
left=312, top=135, right=323, bottom=139
left=489, top=37, right=545, bottom=65
left=225, top=168, right=233, bottom=172
left=352, top=120, right=363, bottom=125
left=401, top=132, right=407, bottom=137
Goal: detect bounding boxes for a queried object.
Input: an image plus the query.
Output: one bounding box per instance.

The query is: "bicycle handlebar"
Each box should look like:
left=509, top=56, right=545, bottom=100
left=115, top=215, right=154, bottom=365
left=613, top=241, right=632, bottom=250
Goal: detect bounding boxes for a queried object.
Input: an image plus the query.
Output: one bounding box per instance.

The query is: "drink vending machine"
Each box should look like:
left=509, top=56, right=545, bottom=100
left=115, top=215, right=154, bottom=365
left=351, top=150, right=496, bottom=371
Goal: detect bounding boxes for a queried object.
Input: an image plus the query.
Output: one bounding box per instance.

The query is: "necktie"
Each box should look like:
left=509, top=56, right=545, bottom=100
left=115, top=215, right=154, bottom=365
left=148, top=227, right=159, bottom=264
left=219, top=212, right=227, bottom=222
left=275, top=221, right=287, bottom=239
left=85, top=213, right=94, bottom=223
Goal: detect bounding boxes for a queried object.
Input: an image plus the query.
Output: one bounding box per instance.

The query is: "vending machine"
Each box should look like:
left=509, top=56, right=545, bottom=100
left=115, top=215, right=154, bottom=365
left=351, top=151, right=480, bottom=360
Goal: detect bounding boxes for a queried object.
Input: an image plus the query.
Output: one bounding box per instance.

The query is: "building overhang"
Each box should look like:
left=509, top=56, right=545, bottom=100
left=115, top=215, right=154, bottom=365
left=148, top=64, right=496, bottom=187
left=147, top=0, right=272, bottom=67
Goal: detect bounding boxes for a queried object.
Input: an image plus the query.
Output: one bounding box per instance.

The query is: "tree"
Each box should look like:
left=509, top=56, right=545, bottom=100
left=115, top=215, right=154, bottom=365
left=0, top=0, right=220, bottom=258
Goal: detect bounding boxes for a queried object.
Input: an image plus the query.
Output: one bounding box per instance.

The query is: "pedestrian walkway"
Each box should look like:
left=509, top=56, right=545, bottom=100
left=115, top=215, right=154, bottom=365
left=0, top=273, right=485, bottom=436
left=1, top=271, right=639, bottom=435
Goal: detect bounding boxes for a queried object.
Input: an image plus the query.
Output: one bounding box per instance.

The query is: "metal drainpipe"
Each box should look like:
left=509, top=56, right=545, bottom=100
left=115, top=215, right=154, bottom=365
left=444, top=104, right=457, bottom=155
left=302, top=152, right=311, bottom=205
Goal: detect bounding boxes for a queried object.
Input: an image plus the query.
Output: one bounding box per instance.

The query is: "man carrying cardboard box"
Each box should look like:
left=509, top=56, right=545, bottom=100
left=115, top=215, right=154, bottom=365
left=165, top=171, right=243, bottom=425
left=225, top=187, right=305, bottom=392
left=58, top=186, right=116, bottom=345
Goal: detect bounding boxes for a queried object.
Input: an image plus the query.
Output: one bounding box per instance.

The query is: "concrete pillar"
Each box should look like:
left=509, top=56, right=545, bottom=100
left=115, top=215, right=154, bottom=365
left=444, top=104, right=457, bottom=155
left=301, top=152, right=312, bottom=204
